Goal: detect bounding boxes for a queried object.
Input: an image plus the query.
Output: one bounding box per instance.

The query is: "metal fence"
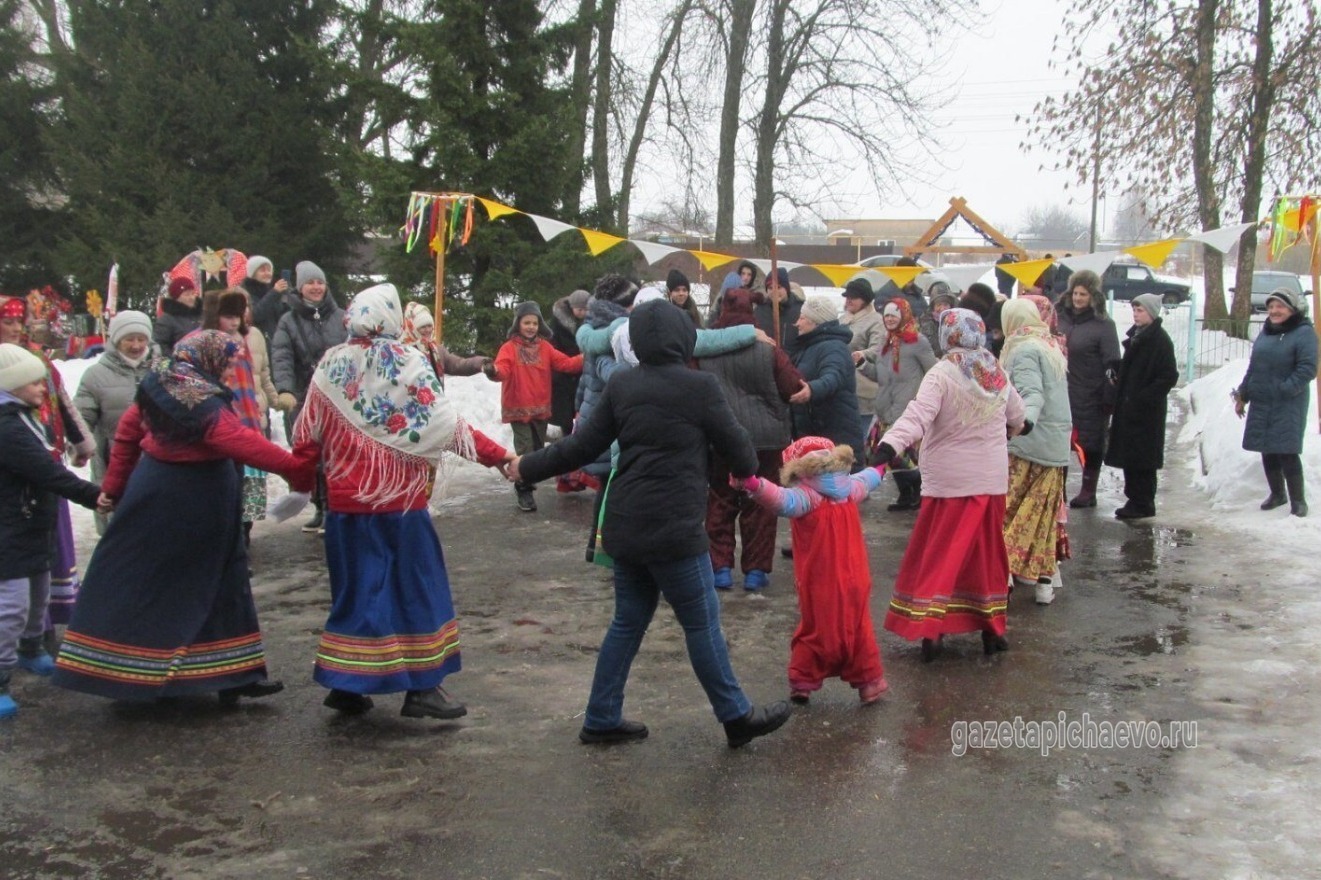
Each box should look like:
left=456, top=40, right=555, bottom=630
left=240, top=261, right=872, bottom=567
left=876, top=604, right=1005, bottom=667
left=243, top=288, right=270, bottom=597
left=1142, top=294, right=1263, bottom=383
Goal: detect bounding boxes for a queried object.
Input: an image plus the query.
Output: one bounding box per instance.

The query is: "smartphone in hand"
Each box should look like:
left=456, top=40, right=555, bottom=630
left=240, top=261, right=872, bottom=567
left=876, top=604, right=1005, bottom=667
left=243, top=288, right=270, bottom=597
left=281, top=269, right=293, bottom=284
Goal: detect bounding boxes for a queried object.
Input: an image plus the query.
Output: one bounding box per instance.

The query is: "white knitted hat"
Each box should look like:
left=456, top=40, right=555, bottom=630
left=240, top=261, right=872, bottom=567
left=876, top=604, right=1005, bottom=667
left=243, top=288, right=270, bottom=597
left=0, top=343, right=46, bottom=392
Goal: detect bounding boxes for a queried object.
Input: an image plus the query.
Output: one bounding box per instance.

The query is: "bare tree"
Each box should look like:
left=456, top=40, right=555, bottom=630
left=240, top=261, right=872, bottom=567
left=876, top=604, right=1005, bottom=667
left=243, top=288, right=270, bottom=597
left=1020, top=204, right=1091, bottom=251
left=1026, top=0, right=1321, bottom=325
left=709, top=0, right=756, bottom=247
left=746, top=0, right=973, bottom=252
left=561, top=0, right=597, bottom=215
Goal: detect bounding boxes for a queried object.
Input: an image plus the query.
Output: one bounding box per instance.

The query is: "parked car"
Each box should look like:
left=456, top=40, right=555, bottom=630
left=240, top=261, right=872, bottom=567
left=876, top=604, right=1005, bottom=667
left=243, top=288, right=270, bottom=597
left=1101, top=261, right=1192, bottom=305
left=1238, top=270, right=1313, bottom=313
left=854, top=254, right=957, bottom=300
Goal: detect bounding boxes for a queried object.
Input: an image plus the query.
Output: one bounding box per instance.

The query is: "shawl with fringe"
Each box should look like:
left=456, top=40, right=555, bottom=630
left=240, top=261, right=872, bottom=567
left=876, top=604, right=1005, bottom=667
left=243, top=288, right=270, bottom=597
left=937, top=308, right=1010, bottom=426
left=295, top=283, right=474, bottom=508
left=1000, top=298, right=1067, bottom=381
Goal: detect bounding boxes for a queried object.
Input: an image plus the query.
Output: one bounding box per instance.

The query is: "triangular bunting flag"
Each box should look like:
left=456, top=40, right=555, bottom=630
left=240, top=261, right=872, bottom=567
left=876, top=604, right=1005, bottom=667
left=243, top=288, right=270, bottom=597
left=1185, top=222, right=1257, bottom=254
left=690, top=250, right=740, bottom=271
left=1124, top=238, right=1182, bottom=269
left=939, top=264, right=994, bottom=292
left=745, top=259, right=806, bottom=275
left=998, top=258, right=1056, bottom=289
left=811, top=264, right=865, bottom=286
left=875, top=266, right=926, bottom=288
left=581, top=229, right=626, bottom=256
left=1059, top=251, right=1121, bottom=276
left=526, top=213, right=578, bottom=242
left=478, top=197, right=520, bottom=221
left=629, top=240, right=682, bottom=265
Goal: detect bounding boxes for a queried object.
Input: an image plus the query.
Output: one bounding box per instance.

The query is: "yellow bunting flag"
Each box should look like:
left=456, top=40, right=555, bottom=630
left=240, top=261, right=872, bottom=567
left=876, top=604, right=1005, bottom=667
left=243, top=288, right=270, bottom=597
left=1124, top=239, right=1182, bottom=269
left=998, top=258, right=1057, bottom=289
left=875, top=266, right=927, bottom=288
left=690, top=250, right=740, bottom=271
left=477, top=197, right=520, bottom=221
left=811, top=264, right=865, bottom=286
left=580, top=229, right=626, bottom=256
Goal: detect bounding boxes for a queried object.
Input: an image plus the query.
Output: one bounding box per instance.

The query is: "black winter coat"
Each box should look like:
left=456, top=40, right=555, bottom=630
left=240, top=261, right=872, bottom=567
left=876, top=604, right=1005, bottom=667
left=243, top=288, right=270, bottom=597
left=153, top=297, right=203, bottom=357
left=271, top=293, right=347, bottom=402
left=546, top=297, right=583, bottom=433
left=0, top=402, right=101, bottom=579
left=1104, top=319, right=1179, bottom=470
left=788, top=320, right=864, bottom=453
left=1057, top=300, right=1121, bottom=453
left=519, top=300, right=757, bottom=564
left=246, top=278, right=286, bottom=342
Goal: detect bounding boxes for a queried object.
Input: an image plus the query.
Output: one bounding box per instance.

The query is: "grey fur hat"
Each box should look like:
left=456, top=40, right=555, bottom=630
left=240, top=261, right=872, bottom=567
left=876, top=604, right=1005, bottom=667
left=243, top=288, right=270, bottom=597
left=510, top=301, right=552, bottom=339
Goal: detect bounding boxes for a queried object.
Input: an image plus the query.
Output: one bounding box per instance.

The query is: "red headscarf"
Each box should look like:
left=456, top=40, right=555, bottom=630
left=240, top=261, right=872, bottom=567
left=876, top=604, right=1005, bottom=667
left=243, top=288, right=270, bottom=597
left=879, top=297, right=919, bottom=372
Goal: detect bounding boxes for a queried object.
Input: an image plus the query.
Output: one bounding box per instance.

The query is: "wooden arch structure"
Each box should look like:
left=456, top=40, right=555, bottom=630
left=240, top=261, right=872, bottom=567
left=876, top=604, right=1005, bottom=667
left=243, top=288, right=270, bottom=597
left=903, top=197, right=1027, bottom=259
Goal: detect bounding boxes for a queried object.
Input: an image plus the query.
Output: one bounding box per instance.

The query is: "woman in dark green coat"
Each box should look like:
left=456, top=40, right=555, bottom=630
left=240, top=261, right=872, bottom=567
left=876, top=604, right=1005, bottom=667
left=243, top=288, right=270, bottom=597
left=1234, top=288, right=1317, bottom=517
left=1104, top=294, right=1179, bottom=519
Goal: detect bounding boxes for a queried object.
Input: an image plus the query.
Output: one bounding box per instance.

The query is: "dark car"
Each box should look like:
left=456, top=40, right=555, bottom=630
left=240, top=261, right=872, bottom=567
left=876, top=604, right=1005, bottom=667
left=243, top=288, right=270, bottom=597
left=1239, top=270, right=1312, bottom=313
left=1101, top=262, right=1192, bottom=305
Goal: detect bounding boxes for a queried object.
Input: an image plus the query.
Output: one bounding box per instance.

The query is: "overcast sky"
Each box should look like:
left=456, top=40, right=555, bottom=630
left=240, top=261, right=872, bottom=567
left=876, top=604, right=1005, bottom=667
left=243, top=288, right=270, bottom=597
left=625, top=0, right=1102, bottom=239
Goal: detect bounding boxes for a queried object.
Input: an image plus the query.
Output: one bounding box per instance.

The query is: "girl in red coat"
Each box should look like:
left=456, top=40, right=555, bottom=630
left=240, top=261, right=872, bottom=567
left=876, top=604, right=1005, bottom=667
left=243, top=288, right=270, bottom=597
left=486, top=302, right=582, bottom=511
left=736, top=436, right=888, bottom=704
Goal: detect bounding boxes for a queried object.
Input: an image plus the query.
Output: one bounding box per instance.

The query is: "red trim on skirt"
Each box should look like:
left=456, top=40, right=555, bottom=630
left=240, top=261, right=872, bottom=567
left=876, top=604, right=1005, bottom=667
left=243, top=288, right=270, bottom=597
left=883, top=494, right=1009, bottom=640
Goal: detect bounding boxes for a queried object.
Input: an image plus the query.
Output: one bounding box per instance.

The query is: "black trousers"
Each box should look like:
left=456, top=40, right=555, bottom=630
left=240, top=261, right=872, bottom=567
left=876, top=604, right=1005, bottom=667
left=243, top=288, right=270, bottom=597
left=1122, top=468, right=1158, bottom=511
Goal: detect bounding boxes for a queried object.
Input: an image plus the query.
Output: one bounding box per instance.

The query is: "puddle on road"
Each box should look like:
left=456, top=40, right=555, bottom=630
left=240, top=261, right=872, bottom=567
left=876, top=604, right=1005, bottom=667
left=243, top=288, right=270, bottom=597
left=1111, top=624, right=1191, bottom=657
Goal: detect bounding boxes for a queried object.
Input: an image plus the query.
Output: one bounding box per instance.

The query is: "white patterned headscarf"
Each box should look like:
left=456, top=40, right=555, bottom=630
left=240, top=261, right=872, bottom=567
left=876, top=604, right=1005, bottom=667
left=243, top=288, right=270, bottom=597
left=295, top=283, right=471, bottom=505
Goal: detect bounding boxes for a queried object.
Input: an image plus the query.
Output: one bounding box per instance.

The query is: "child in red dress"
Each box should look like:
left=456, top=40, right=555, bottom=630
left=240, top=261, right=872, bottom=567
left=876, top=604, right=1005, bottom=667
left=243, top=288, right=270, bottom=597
left=736, top=435, right=887, bottom=704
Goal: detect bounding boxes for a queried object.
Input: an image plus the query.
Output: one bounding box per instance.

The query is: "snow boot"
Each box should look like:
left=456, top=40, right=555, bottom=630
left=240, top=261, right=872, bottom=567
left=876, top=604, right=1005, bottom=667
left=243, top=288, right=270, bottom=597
left=302, top=506, right=324, bottom=533
left=16, top=638, right=55, bottom=676
left=1261, top=461, right=1288, bottom=510
left=1034, top=576, right=1055, bottom=606
left=1285, top=470, right=1308, bottom=518
left=712, top=567, right=733, bottom=590
left=1069, top=465, right=1100, bottom=508
left=887, top=471, right=921, bottom=511
left=743, top=570, right=769, bottom=591
left=0, top=672, right=14, bottom=720
left=515, top=482, right=537, bottom=512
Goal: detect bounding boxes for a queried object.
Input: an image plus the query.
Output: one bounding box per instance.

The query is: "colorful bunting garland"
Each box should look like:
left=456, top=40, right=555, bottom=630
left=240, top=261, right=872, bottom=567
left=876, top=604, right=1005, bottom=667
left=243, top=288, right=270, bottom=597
left=403, top=191, right=1296, bottom=288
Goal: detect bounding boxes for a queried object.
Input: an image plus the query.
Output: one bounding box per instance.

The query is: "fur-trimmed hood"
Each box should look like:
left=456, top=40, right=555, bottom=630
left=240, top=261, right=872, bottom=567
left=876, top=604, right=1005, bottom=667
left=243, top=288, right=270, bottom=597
left=780, top=444, right=855, bottom=486
left=551, top=296, right=581, bottom=336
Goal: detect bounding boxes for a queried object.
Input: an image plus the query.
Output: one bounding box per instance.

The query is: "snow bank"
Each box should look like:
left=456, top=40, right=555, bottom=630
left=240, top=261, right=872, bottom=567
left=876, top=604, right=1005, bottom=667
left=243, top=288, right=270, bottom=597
left=1176, top=358, right=1321, bottom=549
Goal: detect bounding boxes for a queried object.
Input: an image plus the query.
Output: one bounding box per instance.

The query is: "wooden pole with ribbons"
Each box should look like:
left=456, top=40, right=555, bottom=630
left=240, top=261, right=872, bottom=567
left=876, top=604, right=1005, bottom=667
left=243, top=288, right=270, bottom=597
left=404, top=191, right=477, bottom=346
left=1311, top=208, right=1320, bottom=432
left=434, top=228, right=447, bottom=343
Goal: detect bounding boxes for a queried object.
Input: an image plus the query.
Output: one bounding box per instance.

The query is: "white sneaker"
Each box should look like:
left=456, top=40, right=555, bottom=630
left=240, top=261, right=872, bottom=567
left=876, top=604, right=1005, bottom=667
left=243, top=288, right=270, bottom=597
left=1035, top=578, right=1055, bottom=605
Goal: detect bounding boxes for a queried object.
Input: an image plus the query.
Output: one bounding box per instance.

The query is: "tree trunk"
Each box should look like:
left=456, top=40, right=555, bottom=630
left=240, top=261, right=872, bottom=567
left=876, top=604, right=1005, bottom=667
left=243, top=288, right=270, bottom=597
left=618, top=1, right=691, bottom=236
left=713, top=0, right=755, bottom=247
left=1231, top=0, right=1276, bottom=329
left=590, top=0, right=619, bottom=229
left=751, top=0, right=788, bottom=254
left=1191, top=0, right=1226, bottom=322
left=562, top=0, right=597, bottom=216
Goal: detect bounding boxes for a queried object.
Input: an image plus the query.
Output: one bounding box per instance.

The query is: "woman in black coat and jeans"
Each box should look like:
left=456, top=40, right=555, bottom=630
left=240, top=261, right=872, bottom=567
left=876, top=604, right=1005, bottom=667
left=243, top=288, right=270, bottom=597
left=512, top=300, right=790, bottom=749
left=1104, top=294, right=1179, bottom=519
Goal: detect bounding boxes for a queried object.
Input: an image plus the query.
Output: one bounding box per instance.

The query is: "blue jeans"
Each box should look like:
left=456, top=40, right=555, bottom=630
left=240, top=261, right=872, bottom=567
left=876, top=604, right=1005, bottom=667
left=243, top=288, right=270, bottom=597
left=585, top=554, right=752, bottom=729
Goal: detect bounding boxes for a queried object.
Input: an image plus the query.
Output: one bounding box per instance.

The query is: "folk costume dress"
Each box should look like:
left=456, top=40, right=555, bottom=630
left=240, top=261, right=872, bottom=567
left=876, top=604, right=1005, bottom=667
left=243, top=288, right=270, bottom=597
left=294, top=284, right=509, bottom=696
left=999, top=299, right=1072, bottom=582
left=741, top=437, right=886, bottom=698
left=880, top=309, right=1026, bottom=642
left=53, top=332, right=315, bottom=700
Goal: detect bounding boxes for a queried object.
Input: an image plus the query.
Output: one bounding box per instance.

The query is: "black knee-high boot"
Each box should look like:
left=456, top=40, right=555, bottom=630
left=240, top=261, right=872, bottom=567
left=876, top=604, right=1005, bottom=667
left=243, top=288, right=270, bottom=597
left=1261, top=454, right=1287, bottom=510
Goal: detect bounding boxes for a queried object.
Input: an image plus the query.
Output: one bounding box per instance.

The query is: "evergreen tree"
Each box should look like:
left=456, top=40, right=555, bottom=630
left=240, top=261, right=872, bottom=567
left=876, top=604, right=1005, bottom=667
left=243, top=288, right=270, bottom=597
left=0, top=0, right=62, bottom=290
left=50, top=0, right=360, bottom=303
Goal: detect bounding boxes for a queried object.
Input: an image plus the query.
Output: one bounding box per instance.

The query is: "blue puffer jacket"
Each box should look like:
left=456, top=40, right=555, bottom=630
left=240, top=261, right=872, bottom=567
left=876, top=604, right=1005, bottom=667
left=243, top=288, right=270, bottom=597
left=1239, top=314, right=1318, bottom=454
left=788, top=320, right=864, bottom=453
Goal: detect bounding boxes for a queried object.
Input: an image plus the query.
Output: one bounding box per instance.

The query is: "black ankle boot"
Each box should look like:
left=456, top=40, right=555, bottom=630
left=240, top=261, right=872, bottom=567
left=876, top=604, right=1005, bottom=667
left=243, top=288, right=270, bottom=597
left=323, top=689, right=374, bottom=715
left=401, top=686, right=467, bottom=719
left=982, top=630, right=1009, bottom=654
left=1261, top=462, right=1287, bottom=510
left=218, top=679, right=284, bottom=707
left=724, top=701, right=791, bottom=748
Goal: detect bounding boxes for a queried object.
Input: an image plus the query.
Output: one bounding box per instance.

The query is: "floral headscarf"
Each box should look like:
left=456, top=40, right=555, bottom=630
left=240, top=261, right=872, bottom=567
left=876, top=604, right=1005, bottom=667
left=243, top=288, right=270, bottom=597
left=938, top=308, right=1008, bottom=398
left=999, top=298, right=1067, bottom=380
left=152, top=330, right=240, bottom=410
left=400, top=301, right=435, bottom=348
left=879, top=297, right=920, bottom=372
left=297, top=283, right=472, bottom=506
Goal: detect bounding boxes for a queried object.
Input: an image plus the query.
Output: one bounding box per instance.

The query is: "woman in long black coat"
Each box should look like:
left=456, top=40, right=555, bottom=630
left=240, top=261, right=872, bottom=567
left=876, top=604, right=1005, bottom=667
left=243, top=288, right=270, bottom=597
left=1104, top=294, right=1179, bottom=519
left=1234, top=288, right=1317, bottom=517
left=1057, top=270, right=1121, bottom=507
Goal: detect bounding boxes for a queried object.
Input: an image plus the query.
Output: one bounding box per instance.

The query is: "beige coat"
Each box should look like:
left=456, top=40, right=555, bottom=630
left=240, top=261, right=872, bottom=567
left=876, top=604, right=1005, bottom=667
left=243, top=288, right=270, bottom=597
left=842, top=307, right=884, bottom=415
left=245, top=328, right=279, bottom=429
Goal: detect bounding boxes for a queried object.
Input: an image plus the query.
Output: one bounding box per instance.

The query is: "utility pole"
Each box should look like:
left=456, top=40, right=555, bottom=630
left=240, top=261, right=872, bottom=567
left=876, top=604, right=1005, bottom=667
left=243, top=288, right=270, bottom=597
left=1088, top=106, right=1102, bottom=252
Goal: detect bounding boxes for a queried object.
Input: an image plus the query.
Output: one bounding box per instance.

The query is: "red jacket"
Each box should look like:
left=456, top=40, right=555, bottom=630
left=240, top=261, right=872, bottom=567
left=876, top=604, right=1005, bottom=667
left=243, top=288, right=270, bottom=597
left=491, top=336, right=583, bottom=423
left=104, top=404, right=317, bottom=498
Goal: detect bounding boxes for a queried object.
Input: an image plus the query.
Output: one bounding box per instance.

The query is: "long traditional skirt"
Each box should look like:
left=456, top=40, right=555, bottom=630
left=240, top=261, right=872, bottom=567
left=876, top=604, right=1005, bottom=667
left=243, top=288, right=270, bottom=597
left=883, top=494, right=1009, bottom=640
left=313, top=510, right=461, bottom=695
left=1004, top=456, right=1066, bottom=582
left=45, top=500, right=80, bottom=625
left=53, top=456, right=269, bottom=700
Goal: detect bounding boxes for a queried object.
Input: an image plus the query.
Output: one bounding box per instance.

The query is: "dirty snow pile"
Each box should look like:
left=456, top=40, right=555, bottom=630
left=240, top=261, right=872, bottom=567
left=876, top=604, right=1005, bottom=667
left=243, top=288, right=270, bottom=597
left=1176, top=358, right=1321, bottom=549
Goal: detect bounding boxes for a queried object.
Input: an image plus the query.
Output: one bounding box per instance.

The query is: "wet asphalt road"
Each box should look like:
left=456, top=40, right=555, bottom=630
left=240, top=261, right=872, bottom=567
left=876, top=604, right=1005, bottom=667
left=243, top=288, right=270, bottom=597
left=1, top=466, right=1215, bottom=880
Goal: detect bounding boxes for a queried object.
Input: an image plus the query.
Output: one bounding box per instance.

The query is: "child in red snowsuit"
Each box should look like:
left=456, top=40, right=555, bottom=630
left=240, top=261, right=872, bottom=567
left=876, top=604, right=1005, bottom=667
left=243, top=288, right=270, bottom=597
left=486, top=301, right=583, bottom=511
left=736, top=435, right=887, bottom=704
